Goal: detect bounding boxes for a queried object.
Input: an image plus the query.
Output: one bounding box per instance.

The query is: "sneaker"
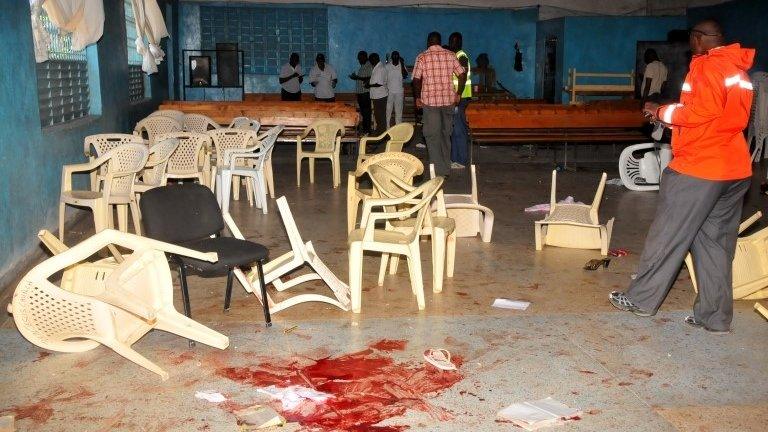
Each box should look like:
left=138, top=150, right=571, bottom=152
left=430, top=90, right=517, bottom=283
left=608, top=291, right=654, bottom=317
left=415, top=143, right=426, bottom=148
left=451, top=162, right=466, bottom=169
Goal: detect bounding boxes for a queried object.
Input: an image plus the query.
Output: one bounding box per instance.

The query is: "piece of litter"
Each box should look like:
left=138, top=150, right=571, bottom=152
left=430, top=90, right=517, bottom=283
left=0, top=415, right=14, bottom=432
left=195, top=390, right=226, bottom=403
left=497, top=397, right=582, bottom=431
left=525, top=196, right=583, bottom=213
left=492, top=298, right=531, bottom=310
left=234, top=404, right=286, bottom=430
left=606, top=178, right=624, bottom=186
left=423, top=348, right=457, bottom=371
left=608, top=248, right=629, bottom=257
left=257, top=385, right=332, bottom=410
left=284, top=325, right=298, bottom=334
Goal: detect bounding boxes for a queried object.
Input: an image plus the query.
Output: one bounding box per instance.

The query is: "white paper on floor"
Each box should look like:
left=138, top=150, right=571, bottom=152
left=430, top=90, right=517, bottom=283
left=606, top=178, right=624, bottom=186
left=257, top=385, right=333, bottom=410
left=524, top=196, right=583, bottom=213
left=497, top=397, right=582, bottom=431
left=195, top=390, right=227, bottom=403
left=492, top=298, right=531, bottom=310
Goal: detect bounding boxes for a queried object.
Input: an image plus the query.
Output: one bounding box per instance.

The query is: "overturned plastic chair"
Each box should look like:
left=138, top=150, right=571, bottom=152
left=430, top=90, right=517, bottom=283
left=618, top=142, right=672, bottom=191
left=234, top=196, right=351, bottom=313
left=756, top=302, right=768, bottom=320
left=183, top=113, right=220, bottom=133
left=347, top=152, right=424, bottom=234
left=296, top=119, right=345, bottom=188
left=134, top=115, right=183, bottom=144
left=7, top=229, right=229, bottom=380
left=357, top=123, right=414, bottom=168
left=534, top=170, right=614, bottom=255
left=685, top=211, right=768, bottom=301
left=429, top=164, right=494, bottom=242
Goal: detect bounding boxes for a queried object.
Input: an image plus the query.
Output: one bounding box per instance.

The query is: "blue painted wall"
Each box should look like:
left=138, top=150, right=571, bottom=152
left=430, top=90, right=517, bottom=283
left=559, top=16, right=687, bottom=103
left=0, top=0, right=168, bottom=287
left=176, top=3, right=538, bottom=98
left=688, top=0, right=768, bottom=72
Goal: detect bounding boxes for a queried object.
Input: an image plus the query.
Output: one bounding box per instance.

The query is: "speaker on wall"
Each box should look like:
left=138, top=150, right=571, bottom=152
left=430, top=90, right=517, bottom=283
left=216, top=43, right=239, bottom=87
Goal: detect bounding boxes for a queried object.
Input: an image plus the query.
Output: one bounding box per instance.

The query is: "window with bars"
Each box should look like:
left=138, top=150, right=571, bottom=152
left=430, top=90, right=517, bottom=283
left=36, top=10, right=90, bottom=127
left=125, top=0, right=149, bottom=102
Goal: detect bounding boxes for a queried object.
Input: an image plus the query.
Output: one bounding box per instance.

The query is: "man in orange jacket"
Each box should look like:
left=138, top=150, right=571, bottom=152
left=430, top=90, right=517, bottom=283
left=610, top=19, right=755, bottom=333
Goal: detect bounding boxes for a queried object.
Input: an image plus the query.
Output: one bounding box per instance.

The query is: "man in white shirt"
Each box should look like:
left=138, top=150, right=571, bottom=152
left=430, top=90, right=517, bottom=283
left=279, top=52, right=303, bottom=101
left=309, top=53, right=338, bottom=102
left=366, top=53, right=388, bottom=135
left=642, top=49, right=668, bottom=102
left=385, top=50, right=408, bottom=126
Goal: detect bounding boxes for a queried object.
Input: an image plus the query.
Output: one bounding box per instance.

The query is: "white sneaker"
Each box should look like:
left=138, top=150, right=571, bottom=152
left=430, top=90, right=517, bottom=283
left=451, top=162, right=466, bottom=169
left=415, top=143, right=426, bottom=148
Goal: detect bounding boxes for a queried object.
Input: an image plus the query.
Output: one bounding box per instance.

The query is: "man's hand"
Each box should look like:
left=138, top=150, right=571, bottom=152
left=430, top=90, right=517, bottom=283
left=453, top=93, right=461, bottom=104
left=415, top=98, right=423, bottom=108
left=643, top=102, right=660, bottom=121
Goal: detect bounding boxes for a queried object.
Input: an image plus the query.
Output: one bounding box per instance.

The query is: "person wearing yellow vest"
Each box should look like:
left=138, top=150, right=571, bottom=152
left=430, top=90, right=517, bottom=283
left=449, top=32, right=471, bottom=168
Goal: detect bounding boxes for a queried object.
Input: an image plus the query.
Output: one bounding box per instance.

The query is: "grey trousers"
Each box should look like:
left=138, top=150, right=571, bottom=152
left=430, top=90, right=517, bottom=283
left=422, top=105, right=454, bottom=176
left=626, top=168, right=750, bottom=331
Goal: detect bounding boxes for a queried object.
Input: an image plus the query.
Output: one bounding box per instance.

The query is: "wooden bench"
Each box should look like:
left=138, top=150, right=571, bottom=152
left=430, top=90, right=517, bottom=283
left=563, top=69, right=635, bottom=104
left=158, top=101, right=360, bottom=127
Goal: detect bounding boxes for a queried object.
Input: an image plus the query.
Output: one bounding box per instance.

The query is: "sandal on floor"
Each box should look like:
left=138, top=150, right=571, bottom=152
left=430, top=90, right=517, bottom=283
left=684, top=315, right=704, bottom=328
left=584, top=258, right=611, bottom=270
left=609, top=291, right=653, bottom=317
left=423, top=348, right=457, bottom=371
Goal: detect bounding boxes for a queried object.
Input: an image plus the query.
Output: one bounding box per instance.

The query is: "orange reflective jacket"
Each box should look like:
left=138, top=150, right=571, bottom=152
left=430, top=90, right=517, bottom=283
left=658, top=44, right=755, bottom=180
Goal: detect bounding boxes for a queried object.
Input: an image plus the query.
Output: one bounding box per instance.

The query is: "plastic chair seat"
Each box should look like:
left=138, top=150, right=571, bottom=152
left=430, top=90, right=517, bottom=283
left=62, top=190, right=103, bottom=201
left=348, top=228, right=410, bottom=245
left=539, top=204, right=595, bottom=226
left=391, top=216, right=456, bottom=233
left=181, top=237, right=268, bottom=276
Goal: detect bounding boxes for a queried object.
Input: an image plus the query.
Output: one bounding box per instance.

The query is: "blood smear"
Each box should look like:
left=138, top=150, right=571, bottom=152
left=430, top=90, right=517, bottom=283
left=216, top=340, right=464, bottom=431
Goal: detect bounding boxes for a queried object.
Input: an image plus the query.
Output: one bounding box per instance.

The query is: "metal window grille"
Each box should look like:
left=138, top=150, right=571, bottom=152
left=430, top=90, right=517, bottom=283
left=128, top=65, right=146, bottom=102
left=36, top=11, right=89, bottom=126
left=125, top=0, right=147, bottom=101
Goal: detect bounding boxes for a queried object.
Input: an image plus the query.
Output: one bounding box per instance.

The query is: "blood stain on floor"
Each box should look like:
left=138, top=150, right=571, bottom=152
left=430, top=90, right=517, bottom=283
left=215, top=340, right=463, bottom=431
left=0, top=387, right=94, bottom=425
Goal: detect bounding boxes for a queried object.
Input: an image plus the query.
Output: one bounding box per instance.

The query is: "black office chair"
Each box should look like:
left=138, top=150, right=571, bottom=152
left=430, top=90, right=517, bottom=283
left=140, top=183, right=272, bottom=327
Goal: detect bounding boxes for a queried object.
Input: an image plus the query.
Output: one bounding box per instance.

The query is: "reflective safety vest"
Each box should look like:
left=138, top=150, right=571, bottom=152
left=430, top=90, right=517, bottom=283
left=453, top=49, right=472, bottom=98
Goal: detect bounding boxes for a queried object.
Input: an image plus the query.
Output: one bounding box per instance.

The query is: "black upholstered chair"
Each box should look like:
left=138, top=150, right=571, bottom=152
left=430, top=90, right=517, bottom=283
left=140, top=183, right=272, bottom=326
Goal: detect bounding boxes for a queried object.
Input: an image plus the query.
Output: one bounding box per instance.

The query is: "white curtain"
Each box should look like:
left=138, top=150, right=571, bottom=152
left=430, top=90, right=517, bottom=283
left=30, top=0, right=104, bottom=63
left=131, top=0, right=169, bottom=74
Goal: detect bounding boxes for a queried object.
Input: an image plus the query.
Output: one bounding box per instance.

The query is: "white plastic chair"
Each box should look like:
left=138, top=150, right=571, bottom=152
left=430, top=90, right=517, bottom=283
left=216, top=126, right=283, bottom=214
left=59, top=144, right=149, bottom=242
left=209, top=128, right=260, bottom=207
left=83, top=133, right=147, bottom=191
left=534, top=170, right=614, bottom=255
left=229, top=116, right=261, bottom=133
left=134, top=115, right=183, bottom=144
left=158, top=132, right=211, bottom=187
left=347, top=152, right=424, bottom=234
left=231, top=197, right=351, bottom=313
left=134, top=138, right=180, bottom=195
left=686, top=211, right=768, bottom=300
left=429, top=164, right=494, bottom=242
left=296, top=119, right=344, bottom=188
left=618, top=142, right=672, bottom=191
left=183, top=113, right=220, bottom=133
left=747, top=72, right=768, bottom=161
left=148, top=109, right=185, bottom=124
left=348, top=177, right=444, bottom=313
left=357, top=123, right=414, bottom=167
left=8, top=229, right=228, bottom=380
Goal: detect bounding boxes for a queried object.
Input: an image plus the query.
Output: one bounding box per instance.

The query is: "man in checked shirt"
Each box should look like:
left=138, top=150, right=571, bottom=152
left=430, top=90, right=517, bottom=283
left=413, top=32, right=467, bottom=176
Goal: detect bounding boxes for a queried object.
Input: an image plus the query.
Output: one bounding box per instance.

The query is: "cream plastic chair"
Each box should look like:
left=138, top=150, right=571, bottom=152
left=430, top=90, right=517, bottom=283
left=183, top=113, right=220, bottom=133
left=134, top=138, right=180, bottom=196
left=618, top=142, right=672, bottom=192
left=370, top=166, right=455, bottom=294
left=534, top=170, right=614, bottom=255
left=348, top=177, right=444, bottom=313
left=149, top=109, right=185, bottom=124
left=233, top=197, right=351, bottom=313
left=8, top=229, right=228, bottom=380
left=357, top=123, right=414, bottom=167
left=59, top=144, right=149, bottom=242
left=229, top=117, right=275, bottom=198
left=229, top=116, right=261, bottom=133
left=296, top=119, right=344, bottom=188
left=346, top=152, right=424, bottom=234
left=158, top=132, right=211, bottom=187
left=209, top=128, right=260, bottom=207
left=216, top=126, right=283, bottom=214
left=83, top=133, right=147, bottom=191
left=429, top=164, right=494, bottom=242
left=134, top=115, right=183, bottom=144
left=685, top=211, right=768, bottom=300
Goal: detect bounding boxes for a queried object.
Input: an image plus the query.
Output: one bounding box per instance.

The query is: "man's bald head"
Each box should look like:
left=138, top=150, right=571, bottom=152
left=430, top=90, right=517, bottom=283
left=690, top=19, right=725, bottom=54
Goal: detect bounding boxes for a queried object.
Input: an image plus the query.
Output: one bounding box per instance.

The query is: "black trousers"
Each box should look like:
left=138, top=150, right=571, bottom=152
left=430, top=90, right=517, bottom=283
left=315, top=96, right=336, bottom=102
left=357, top=92, right=372, bottom=134
left=281, top=89, right=301, bottom=101
left=372, top=96, right=388, bottom=136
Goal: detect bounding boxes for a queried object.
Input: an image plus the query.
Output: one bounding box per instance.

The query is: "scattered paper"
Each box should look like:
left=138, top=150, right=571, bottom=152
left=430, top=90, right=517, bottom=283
left=497, top=397, right=582, bottom=431
left=234, top=404, right=286, bottom=430
left=257, top=385, right=333, bottom=410
left=606, top=178, right=624, bottom=186
left=524, top=196, right=583, bottom=213
left=492, top=298, right=531, bottom=310
left=195, top=390, right=226, bottom=403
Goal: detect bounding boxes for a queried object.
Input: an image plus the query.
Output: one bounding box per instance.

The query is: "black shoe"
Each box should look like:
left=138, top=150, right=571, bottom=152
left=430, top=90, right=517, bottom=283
left=609, top=291, right=654, bottom=317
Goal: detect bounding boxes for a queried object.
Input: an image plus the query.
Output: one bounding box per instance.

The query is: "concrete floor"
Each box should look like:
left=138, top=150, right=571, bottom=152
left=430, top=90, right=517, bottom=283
left=1, top=145, right=767, bottom=431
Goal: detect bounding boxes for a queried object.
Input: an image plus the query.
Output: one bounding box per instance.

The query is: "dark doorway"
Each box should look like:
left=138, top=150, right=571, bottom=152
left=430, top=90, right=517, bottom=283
left=543, top=37, right=558, bottom=103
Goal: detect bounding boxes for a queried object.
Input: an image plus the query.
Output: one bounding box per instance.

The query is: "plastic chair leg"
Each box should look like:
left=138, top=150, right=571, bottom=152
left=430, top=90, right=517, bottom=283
left=296, top=155, right=302, bottom=187
left=446, top=232, right=456, bottom=278
left=255, top=260, right=272, bottom=327
left=129, top=201, right=142, bottom=236
left=432, top=229, right=446, bottom=293
left=349, top=243, right=364, bottom=313
left=535, top=224, right=543, bottom=250
left=154, top=309, right=230, bottom=350
left=378, top=253, right=389, bottom=286
left=59, top=202, right=66, bottom=242
left=309, top=158, right=315, bottom=184
left=406, top=243, right=425, bottom=310
left=232, top=175, right=240, bottom=201
left=109, top=342, right=169, bottom=381
left=117, top=205, right=128, bottom=233
left=223, top=269, right=234, bottom=312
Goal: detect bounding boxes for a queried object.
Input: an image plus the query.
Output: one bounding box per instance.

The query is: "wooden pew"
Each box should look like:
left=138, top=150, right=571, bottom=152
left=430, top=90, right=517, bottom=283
left=158, top=101, right=360, bottom=127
